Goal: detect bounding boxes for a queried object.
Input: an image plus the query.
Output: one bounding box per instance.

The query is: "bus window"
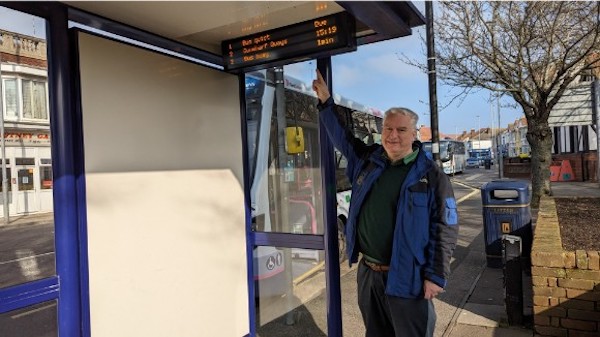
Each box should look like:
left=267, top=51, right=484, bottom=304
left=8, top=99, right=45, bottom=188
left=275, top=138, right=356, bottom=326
left=422, top=140, right=467, bottom=175
left=245, top=65, right=322, bottom=235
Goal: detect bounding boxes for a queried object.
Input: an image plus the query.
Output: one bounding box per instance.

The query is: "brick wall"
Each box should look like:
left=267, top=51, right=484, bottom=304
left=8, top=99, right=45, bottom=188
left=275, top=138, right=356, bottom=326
left=552, top=153, right=599, bottom=183
left=504, top=152, right=599, bottom=182
left=531, top=196, right=600, bottom=337
left=503, top=160, right=531, bottom=179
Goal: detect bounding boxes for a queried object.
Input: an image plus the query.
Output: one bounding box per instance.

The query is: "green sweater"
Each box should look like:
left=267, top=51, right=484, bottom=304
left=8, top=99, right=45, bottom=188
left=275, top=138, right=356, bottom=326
left=357, top=149, right=419, bottom=264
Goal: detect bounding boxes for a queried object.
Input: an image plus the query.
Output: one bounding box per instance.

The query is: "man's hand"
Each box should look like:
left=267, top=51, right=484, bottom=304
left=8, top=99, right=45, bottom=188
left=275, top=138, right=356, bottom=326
left=312, top=69, right=331, bottom=104
left=423, top=280, right=444, bottom=300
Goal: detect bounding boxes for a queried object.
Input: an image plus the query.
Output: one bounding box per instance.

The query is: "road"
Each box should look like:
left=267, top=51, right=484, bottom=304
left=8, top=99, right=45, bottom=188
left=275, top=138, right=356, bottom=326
left=0, top=213, right=57, bottom=336
left=0, top=213, right=55, bottom=289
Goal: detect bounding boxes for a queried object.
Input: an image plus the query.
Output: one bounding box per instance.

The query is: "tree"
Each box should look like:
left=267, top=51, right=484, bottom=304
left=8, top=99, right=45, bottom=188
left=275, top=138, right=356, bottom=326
left=432, top=1, right=600, bottom=207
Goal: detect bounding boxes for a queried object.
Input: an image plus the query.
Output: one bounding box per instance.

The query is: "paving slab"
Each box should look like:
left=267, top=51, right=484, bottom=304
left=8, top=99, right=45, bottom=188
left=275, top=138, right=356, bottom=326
left=457, top=303, right=506, bottom=328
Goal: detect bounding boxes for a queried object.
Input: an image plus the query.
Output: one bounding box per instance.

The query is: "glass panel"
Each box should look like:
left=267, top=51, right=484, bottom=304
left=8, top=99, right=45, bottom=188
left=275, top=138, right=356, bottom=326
left=0, top=300, right=58, bottom=337
left=245, top=61, right=325, bottom=235
left=255, top=246, right=327, bottom=336
left=16, top=158, right=35, bottom=165
left=33, top=81, right=47, bottom=119
left=0, top=6, right=56, bottom=295
left=22, top=79, right=33, bottom=119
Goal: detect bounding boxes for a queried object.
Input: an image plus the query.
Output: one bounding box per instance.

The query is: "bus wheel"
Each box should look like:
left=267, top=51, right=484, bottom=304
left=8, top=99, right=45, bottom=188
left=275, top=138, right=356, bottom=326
left=338, top=218, right=347, bottom=263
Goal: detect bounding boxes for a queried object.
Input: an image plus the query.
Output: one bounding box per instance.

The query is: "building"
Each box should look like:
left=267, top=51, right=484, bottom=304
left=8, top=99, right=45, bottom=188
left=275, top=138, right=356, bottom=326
left=503, top=117, right=530, bottom=158
left=0, top=29, right=52, bottom=217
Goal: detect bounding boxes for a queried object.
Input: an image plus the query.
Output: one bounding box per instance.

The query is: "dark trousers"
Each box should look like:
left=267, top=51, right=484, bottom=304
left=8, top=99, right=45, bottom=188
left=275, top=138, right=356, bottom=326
left=357, top=259, right=436, bottom=337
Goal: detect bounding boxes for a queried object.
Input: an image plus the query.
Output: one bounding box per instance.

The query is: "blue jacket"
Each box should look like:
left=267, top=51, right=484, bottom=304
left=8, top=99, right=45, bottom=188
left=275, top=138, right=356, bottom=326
left=319, top=98, right=459, bottom=298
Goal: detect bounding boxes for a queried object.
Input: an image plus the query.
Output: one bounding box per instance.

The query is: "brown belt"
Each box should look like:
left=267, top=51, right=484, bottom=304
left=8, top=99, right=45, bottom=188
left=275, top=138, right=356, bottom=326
left=363, top=259, right=390, bottom=272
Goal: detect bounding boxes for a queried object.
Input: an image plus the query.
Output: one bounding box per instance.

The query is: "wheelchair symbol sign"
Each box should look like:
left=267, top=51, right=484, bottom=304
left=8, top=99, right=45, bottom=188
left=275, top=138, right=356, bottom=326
left=266, top=253, right=283, bottom=271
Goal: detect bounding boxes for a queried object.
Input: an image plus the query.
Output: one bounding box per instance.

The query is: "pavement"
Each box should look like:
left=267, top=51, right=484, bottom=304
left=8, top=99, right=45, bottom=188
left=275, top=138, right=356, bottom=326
left=444, top=170, right=600, bottom=337
left=0, top=212, right=54, bottom=227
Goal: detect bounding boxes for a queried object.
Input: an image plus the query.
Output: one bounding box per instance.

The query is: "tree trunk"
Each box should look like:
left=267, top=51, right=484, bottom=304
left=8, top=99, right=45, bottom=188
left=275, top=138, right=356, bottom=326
left=527, top=119, right=553, bottom=208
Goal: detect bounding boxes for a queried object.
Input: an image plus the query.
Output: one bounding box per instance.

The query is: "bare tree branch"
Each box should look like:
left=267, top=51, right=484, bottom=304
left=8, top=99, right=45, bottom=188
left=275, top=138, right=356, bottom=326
left=405, top=1, right=600, bottom=207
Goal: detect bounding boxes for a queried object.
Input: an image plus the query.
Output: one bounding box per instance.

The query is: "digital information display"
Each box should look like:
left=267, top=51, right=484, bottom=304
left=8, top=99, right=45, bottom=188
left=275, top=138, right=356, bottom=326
left=222, top=12, right=356, bottom=72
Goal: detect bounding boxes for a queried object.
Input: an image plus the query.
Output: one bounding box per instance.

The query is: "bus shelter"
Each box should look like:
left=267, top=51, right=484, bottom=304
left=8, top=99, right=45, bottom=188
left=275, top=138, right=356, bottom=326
left=0, top=2, right=424, bottom=336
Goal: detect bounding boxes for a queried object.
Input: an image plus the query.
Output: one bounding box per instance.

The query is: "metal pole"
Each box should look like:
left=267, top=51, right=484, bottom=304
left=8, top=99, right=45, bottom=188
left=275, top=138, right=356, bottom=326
left=0, top=35, right=9, bottom=225
left=490, top=92, right=495, bottom=160
left=497, top=93, right=503, bottom=178
left=426, top=2, right=441, bottom=167
left=273, top=66, right=295, bottom=326
left=594, top=80, right=600, bottom=184
left=317, top=57, right=343, bottom=337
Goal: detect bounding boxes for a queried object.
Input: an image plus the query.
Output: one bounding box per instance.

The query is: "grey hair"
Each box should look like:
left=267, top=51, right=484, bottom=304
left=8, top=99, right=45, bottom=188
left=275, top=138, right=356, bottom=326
left=383, top=107, right=419, bottom=130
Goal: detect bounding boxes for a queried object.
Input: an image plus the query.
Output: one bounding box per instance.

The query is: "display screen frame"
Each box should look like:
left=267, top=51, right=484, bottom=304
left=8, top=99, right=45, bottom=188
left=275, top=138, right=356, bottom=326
left=222, top=12, right=356, bottom=72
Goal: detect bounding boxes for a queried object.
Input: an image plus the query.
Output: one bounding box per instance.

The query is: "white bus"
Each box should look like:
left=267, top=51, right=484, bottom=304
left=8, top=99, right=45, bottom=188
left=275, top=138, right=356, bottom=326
left=245, top=69, right=383, bottom=296
left=422, top=140, right=467, bottom=175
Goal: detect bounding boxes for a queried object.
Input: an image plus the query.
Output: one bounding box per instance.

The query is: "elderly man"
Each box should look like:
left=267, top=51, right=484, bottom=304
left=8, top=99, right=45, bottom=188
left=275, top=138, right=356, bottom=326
left=313, top=70, right=459, bottom=337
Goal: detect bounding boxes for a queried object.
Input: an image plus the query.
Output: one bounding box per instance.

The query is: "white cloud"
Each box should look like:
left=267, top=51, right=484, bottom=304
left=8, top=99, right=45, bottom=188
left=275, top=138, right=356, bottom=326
left=364, top=53, right=425, bottom=81
left=332, top=63, right=362, bottom=89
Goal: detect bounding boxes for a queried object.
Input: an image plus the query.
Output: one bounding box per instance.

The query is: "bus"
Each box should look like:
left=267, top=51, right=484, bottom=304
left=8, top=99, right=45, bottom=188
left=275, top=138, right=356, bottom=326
left=422, top=140, right=467, bottom=175
left=245, top=68, right=382, bottom=299
left=469, top=148, right=492, bottom=166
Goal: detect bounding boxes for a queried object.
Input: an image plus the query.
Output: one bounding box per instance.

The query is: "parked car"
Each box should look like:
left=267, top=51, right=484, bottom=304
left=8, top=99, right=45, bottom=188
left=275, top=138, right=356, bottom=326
left=466, top=157, right=480, bottom=168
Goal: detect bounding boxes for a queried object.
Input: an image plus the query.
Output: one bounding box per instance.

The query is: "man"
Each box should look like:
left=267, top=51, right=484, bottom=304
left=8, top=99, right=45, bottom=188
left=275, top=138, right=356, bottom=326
left=313, top=70, right=458, bottom=337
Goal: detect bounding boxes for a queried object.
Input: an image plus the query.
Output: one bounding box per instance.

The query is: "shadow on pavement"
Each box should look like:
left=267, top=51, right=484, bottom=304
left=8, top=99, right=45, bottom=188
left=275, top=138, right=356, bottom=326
left=257, top=301, right=327, bottom=337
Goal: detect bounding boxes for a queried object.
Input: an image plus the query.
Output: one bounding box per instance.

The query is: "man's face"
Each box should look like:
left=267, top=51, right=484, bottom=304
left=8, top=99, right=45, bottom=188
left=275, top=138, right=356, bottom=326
left=382, top=113, right=417, bottom=161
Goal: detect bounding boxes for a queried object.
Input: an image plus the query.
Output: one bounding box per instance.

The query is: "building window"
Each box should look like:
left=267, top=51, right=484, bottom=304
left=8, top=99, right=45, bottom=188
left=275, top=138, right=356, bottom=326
left=569, top=126, right=577, bottom=153
left=2, top=78, right=19, bottom=119
left=579, top=68, right=594, bottom=83
left=582, top=126, right=589, bottom=151
left=16, top=157, right=35, bottom=166
left=553, top=127, right=561, bottom=154
left=1, top=77, right=48, bottom=121
left=40, top=159, right=52, bottom=189
left=22, top=79, right=48, bottom=120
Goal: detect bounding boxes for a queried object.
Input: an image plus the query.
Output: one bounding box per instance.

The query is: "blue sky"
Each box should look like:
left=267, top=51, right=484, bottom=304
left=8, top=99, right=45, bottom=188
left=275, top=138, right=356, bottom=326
left=332, top=32, right=525, bottom=135
left=1, top=4, right=524, bottom=135
left=0, top=7, right=44, bottom=38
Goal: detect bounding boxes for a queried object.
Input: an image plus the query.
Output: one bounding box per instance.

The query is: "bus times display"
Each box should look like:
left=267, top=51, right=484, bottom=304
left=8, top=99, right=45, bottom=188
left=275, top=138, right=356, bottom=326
left=223, top=12, right=355, bottom=71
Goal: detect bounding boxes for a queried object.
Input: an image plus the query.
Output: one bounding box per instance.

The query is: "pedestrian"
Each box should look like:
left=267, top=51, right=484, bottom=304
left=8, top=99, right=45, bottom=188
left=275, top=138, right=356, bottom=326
left=312, top=70, right=459, bottom=337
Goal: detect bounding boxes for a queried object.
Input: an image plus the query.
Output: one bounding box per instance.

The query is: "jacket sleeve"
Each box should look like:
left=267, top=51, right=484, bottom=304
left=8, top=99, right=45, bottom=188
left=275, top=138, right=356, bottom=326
left=424, top=166, right=459, bottom=288
left=318, top=97, right=370, bottom=181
